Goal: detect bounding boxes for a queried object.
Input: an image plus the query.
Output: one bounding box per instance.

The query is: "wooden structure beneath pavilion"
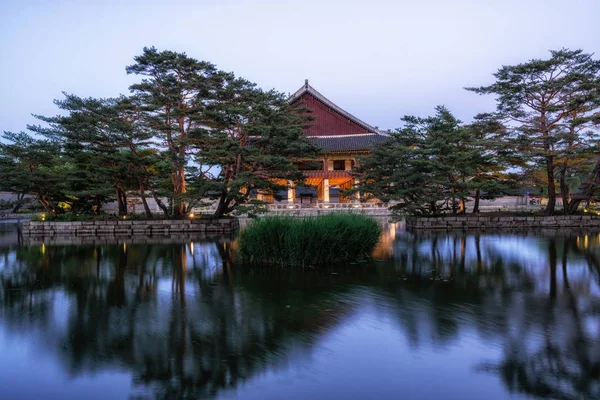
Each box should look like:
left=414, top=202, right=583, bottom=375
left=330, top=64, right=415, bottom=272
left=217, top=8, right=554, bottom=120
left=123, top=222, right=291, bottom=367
left=267, top=80, right=388, bottom=206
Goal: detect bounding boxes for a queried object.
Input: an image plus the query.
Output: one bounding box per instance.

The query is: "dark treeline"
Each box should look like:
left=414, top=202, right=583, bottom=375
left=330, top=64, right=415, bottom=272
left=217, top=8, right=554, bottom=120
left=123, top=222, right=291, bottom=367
left=354, top=49, right=600, bottom=216
left=0, top=47, right=320, bottom=218
left=2, top=48, right=600, bottom=218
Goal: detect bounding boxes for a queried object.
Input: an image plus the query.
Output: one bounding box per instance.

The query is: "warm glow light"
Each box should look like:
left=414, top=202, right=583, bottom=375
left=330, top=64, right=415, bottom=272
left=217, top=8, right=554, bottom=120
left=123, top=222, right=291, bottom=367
left=287, top=205, right=295, bottom=209
left=123, top=242, right=127, bottom=253
left=41, top=243, right=46, bottom=256
left=190, top=242, right=194, bottom=255
left=122, top=215, right=127, bottom=220
left=189, top=213, right=195, bottom=218
left=585, top=235, right=589, bottom=248
left=353, top=204, right=360, bottom=208
left=390, top=223, right=397, bottom=240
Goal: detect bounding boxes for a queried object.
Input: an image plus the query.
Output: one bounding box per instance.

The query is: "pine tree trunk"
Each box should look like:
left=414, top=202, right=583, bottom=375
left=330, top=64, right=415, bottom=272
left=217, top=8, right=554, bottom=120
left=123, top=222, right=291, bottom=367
left=116, top=187, right=123, bottom=216
left=568, top=158, right=600, bottom=214
left=545, top=156, right=556, bottom=215
left=116, top=185, right=128, bottom=216
left=172, top=167, right=186, bottom=217
left=472, top=188, right=480, bottom=214
left=151, top=192, right=170, bottom=217
left=559, top=166, right=570, bottom=215
left=451, top=188, right=457, bottom=214
left=140, top=191, right=152, bottom=218
left=138, top=181, right=152, bottom=218
left=459, top=192, right=466, bottom=214
left=213, top=192, right=228, bottom=219
left=38, top=197, right=57, bottom=217
left=94, top=197, right=102, bottom=215
left=11, top=194, right=25, bottom=213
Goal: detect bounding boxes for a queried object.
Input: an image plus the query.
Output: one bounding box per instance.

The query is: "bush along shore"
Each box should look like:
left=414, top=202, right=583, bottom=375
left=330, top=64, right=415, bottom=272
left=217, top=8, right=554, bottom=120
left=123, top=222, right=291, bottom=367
left=238, top=214, right=381, bottom=267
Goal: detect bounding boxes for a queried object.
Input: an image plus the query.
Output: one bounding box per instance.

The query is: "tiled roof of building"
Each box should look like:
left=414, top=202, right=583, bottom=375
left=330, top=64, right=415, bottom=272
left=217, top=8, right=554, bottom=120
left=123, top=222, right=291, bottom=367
left=290, top=80, right=383, bottom=134
left=307, top=133, right=390, bottom=153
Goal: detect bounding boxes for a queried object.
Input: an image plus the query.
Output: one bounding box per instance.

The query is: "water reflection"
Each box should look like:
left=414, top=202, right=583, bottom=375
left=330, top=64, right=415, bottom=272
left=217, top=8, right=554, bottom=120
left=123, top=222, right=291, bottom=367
left=0, top=222, right=600, bottom=399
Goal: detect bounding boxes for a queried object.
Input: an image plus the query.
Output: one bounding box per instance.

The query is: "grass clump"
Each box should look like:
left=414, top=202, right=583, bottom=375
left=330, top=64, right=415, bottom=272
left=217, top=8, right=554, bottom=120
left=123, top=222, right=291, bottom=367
left=238, top=214, right=382, bottom=266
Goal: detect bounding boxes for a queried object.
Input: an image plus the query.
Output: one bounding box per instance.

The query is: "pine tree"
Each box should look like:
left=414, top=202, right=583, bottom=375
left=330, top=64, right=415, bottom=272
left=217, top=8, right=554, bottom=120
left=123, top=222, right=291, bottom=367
left=464, top=116, right=517, bottom=213
left=189, top=81, right=320, bottom=218
left=34, top=94, right=159, bottom=217
left=126, top=47, right=229, bottom=217
left=0, top=132, right=66, bottom=216
left=467, top=49, right=600, bottom=214
left=354, top=107, right=510, bottom=216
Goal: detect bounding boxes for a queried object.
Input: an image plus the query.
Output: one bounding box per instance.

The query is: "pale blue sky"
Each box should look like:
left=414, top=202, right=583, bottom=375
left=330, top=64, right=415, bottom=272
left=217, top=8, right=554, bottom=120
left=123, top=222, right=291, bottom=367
left=1, top=0, right=599, bottom=133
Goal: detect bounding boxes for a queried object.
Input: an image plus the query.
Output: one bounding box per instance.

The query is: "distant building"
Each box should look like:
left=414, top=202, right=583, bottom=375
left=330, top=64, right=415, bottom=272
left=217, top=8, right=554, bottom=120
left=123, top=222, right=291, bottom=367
left=259, top=80, right=388, bottom=206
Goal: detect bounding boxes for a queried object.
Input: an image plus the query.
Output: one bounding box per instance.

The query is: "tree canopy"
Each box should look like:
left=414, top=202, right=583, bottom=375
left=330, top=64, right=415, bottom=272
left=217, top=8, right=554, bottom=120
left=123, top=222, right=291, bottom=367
left=354, top=106, right=512, bottom=216
left=0, top=47, right=319, bottom=218
left=467, top=48, right=600, bottom=214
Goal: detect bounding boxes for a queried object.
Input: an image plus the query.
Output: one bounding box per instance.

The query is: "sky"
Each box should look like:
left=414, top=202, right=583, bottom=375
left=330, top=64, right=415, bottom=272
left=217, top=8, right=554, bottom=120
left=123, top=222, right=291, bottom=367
left=1, top=0, right=599, bottom=134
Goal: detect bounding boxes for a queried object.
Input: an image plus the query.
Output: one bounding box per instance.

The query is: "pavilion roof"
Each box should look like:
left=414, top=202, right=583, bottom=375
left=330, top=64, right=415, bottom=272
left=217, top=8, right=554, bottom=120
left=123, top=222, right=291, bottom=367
left=290, top=80, right=382, bottom=134
left=307, top=133, right=389, bottom=153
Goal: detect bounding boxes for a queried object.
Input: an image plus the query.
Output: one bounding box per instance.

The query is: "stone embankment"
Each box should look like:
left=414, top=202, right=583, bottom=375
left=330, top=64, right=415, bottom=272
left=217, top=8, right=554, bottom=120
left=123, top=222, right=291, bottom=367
left=21, top=219, right=239, bottom=236
left=0, top=212, right=39, bottom=220
left=406, top=215, right=600, bottom=230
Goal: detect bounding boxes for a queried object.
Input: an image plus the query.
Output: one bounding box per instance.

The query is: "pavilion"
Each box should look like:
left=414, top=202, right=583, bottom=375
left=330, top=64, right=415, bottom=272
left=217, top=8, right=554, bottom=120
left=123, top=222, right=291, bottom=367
left=281, top=80, right=388, bottom=206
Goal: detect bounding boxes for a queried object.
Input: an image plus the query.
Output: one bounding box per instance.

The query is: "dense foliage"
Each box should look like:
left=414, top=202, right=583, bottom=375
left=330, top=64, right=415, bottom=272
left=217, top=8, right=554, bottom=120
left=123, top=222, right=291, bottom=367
left=0, top=47, right=319, bottom=218
left=467, top=48, right=600, bottom=215
left=238, top=214, right=381, bottom=266
left=2, top=47, right=600, bottom=218
left=353, top=107, right=514, bottom=216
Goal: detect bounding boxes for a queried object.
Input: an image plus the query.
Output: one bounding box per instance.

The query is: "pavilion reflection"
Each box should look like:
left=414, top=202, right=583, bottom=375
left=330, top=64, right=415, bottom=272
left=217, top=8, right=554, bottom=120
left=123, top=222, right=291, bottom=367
left=0, top=224, right=599, bottom=399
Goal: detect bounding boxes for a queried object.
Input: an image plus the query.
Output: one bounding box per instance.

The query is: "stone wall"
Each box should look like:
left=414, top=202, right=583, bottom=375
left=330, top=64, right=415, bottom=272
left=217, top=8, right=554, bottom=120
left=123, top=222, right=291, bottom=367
left=0, top=212, right=39, bottom=220
left=21, top=219, right=239, bottom=236
left=21, top=233, right=234, bottom=246
left=406, top=215, right=600, bottom=230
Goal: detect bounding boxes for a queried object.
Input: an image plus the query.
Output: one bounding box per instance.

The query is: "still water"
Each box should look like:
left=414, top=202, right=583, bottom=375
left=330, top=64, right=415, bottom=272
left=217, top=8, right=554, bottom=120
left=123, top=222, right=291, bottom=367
left=1, top=221, right=599, bottom=399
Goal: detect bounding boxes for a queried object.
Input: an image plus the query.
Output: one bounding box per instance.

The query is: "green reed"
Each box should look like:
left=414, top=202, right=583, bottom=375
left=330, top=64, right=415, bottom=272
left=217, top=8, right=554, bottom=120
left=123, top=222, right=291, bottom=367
left=238, top=214, right=382, bottom=266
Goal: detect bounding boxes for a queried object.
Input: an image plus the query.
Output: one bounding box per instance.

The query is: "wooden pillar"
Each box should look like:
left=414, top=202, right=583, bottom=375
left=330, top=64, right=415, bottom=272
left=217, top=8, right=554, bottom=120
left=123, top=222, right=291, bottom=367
left=345, top=159, right=352, bottom=171
left=323, top=179, right=330, bottom=203
left=323, top=157, right=330, bottom=203
left=317, top=180, right=323, bottom=202
left=287, top=180, right=294, bottom=203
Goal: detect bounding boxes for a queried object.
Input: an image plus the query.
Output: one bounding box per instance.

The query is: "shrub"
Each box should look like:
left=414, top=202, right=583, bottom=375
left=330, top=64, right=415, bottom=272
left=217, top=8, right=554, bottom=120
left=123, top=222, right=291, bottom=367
left=238, top=214, right=382, bottom=266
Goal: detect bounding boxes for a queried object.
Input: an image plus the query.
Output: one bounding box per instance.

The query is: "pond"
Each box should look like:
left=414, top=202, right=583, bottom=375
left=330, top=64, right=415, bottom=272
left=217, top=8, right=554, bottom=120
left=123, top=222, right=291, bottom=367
left=0, top=221, right=599, bottom=399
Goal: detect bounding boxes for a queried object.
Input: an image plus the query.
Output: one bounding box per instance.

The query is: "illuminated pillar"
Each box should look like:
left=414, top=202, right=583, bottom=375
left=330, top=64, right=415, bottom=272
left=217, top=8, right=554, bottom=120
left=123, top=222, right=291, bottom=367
left=345, top=159, right=352, bottom=170
left=323, top=178, right=330, bottom=203
left=288, top=180, right=294, bottom=203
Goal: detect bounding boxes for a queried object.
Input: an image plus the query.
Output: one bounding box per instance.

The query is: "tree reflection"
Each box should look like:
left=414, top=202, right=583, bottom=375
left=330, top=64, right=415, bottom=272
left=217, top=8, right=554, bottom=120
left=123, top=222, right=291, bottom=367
left=0, top=225, right=600, bottom=398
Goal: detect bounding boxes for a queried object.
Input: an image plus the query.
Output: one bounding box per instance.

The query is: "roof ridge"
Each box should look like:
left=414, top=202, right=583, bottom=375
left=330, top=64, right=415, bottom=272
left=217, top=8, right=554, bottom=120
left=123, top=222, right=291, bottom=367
left=289, top=82, right=379, bottom=134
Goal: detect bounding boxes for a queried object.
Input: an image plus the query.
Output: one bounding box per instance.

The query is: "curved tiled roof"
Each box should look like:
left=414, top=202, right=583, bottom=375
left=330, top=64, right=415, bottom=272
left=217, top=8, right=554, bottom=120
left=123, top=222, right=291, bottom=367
left=307, top=133, right=390, bottom=152
left=290, top=80, right=383, bottom=134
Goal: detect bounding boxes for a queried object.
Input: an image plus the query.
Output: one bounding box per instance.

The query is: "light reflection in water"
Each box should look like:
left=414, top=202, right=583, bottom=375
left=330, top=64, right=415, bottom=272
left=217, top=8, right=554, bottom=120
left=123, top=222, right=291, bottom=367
left=0, top=222, right=599, bottom=399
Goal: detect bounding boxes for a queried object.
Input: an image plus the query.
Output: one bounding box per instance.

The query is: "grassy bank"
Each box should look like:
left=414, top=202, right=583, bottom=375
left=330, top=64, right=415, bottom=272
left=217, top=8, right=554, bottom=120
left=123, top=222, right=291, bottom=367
left=238, top=214, right=381, bottom=266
